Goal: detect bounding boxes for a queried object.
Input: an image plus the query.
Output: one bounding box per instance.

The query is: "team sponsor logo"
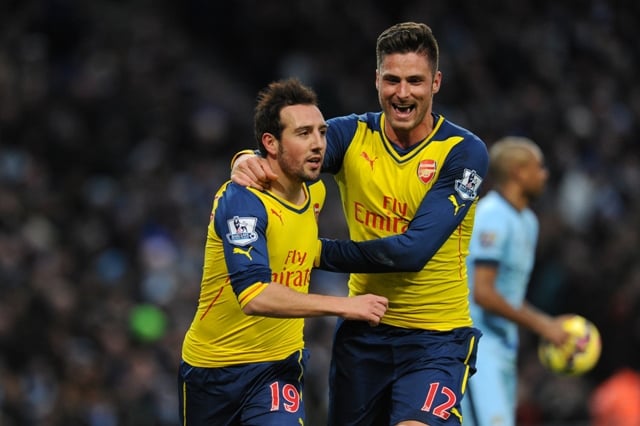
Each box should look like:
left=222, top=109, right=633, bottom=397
left=226, top=216, right=258, bottom=246
left=455, top=168, right=482, bottom=200
left=270, top=208, right=284, bottom=225
left=417, top=159, right=437, bottom=184
left=360, top=151, right=378, bottom=171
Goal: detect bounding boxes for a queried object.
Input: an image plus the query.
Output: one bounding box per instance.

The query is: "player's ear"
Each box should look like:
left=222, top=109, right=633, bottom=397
left=432, top=70, right=442, bottom=94
left=262, top=133, right=278, bottom=156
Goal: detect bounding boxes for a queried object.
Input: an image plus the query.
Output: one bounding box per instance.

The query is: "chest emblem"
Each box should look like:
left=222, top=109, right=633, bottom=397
left=417, top=159, right=437, bottom=184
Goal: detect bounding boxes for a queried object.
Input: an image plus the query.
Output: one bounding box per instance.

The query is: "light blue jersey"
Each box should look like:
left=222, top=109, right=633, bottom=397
left=462, top=190, right=538, bottom=426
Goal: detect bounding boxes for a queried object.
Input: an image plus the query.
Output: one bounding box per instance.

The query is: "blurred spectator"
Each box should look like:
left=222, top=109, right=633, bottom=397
left=590, top=367, right=640, bottom=426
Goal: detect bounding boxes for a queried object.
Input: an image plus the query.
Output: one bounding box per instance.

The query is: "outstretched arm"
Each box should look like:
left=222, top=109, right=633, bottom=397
left=317, top=182, right=466, bottom=273
left=216, top=180, right=388, bottom=325
left=472, top=263, right=569, bottom=346
left=243, top=282, right=388, bottom=326
left=318, top=138, right=489, bottom=273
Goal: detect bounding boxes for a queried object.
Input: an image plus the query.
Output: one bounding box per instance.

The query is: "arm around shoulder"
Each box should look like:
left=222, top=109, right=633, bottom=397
left=229, top=149, right=258, bottom=170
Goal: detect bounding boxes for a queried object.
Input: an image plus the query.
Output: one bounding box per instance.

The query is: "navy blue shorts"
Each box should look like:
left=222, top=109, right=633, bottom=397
left=178, top=349, right=308, bottom=425
left=328, top=320, right=481, bottom=426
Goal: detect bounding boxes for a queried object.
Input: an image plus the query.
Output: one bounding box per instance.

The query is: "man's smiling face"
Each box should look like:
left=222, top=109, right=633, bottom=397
left=376, top=51, right=441, bottom=147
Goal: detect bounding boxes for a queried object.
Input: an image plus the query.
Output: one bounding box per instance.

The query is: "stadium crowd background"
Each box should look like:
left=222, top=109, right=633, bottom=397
left=1, top=0, right=640, bottom=424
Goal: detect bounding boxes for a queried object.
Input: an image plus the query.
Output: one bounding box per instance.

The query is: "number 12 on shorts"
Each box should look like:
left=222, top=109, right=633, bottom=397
left=422, top=382, right=456, bottom=420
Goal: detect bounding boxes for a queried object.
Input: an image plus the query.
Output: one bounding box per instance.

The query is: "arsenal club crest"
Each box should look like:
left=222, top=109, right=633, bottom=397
left=417, top=159, right=437, bottom=184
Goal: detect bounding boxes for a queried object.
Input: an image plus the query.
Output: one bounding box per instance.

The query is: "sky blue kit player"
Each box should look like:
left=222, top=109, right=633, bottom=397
left=461, top=137, right=567, bottom=426
left=464, top=189, right=537, bottom=425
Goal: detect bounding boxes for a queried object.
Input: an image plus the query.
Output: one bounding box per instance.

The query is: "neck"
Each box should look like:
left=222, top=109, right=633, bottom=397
left=384, top=113, right=434, bottom=149
left=266, top=158, right=306, bottom=205
left=496, top=185, right=528, bottom=211
left=269, top=180, right=306, bottom=205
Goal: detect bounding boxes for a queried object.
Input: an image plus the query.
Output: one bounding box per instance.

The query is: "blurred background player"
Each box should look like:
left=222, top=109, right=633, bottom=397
left=461, top=136, right=569, bottom=426
left=178, top=78, right=388, bottom=425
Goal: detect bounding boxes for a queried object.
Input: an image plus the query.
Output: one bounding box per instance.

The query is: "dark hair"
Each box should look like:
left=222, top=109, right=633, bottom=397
left=253, top=78, right=318, bottom=156
left=376, top=22, right=439, bottom=77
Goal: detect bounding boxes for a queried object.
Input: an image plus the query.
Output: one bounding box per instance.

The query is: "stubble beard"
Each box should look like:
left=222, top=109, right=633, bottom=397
left=278, top=151, right=319, bottom=183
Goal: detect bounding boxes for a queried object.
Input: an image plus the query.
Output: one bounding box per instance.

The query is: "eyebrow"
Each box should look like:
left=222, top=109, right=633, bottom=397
left=294, top=123, right=328, bottom=132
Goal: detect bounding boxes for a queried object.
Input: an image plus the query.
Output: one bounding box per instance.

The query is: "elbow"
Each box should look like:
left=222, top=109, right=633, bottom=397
left=397, top=253, right=430, bottom=272
left=473, top=291, right=491, bottom=309
left=376, top=250, right=427, bottom=272
left=395, top=242, right=433, bottom=272
left=472, top=295, right=484, bottom=308
left=241, top=301, right=261, bottom=316
left=371, top=257, right=424, bottom=273
left=399, top=260, right=425, bottom=272
left=472, top=290, right=483, bottom=305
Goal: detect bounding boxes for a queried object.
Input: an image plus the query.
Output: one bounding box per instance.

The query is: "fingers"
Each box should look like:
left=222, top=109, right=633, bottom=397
left=231, top=172, right=257, bottom=188
left=255, top=165, right=277, bottom=190
left=368, top=310, right=384, bottom=326
left=367, top=298, right=388, bottom=326
left=344, top=295, right=388, bottom=325
left=247, top=179, right=270, bottom=191
left=243, top=159, right=277, bottom=190
left=263, top=166, right=279, bottom=181
left=368, top=314, right=381, bottom=327
left=231, top=169, right=272, bottom=191
left=231, top=156, right=278, bottom=190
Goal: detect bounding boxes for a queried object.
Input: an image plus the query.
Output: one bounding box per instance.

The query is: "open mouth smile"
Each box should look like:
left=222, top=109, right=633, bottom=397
left=392, top=103, right=416, bottom=116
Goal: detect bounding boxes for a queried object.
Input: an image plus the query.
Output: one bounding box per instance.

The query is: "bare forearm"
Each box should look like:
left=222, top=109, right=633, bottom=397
left=478, top=294, right=553, bottom=335
left=244, top=283, right=350, bottom=318
left=243, top=282, right=388, bottom=324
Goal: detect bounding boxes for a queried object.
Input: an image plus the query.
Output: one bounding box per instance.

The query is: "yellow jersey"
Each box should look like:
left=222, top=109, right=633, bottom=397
left=319, top=112, right=488, bottom=330
left=182, top=180, right=325, bottom=367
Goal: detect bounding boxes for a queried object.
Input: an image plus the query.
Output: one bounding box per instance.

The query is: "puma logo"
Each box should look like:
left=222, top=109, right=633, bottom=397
left=271, top=208, right=284, bottom=225
left=448, top=194, right=466, bottom=215
left=233, top=246, right=253, bottom=260
left=360, top=151, right=378, bottom=170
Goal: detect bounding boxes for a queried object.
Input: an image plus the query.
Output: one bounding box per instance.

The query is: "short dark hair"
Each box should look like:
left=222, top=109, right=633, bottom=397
left=376, top=22, right=439, bottom=77
left=253, top=78, right=318, bottom=155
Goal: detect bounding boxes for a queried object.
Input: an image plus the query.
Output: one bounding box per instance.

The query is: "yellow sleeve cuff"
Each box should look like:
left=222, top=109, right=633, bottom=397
left=313, top=239, right=323, bottom=268
left=230, top=149, right=258, bottom=170
left=238, top=282, right=269, bottom=308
